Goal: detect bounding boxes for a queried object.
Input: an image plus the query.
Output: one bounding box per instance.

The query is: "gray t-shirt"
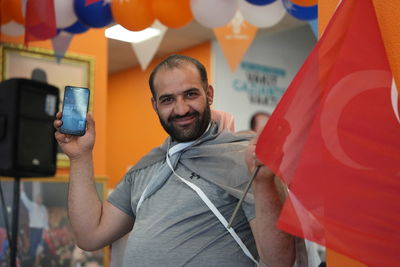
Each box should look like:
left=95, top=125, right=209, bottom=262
left=108, top=161, right=258, bottom=266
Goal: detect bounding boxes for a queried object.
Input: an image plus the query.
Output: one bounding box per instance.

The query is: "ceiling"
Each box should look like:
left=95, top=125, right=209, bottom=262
left=107, top=14, right=307, bottom=74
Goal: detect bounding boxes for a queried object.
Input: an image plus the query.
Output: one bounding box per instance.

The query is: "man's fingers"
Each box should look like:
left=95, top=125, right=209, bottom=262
left=86, top=112, right=96, bottom=134
left=254, top=158, right=264, bottom=167
left=248, top=137, right=264, bottom=168
left=250, top=136, right=258, bottom=146
left=54, top=119, right=62, bottom=129
left=54, top=112, right=63, bottom=130
left=54, top=131, right=64, bottom=143
left=54, top=131, right=72, bottom=144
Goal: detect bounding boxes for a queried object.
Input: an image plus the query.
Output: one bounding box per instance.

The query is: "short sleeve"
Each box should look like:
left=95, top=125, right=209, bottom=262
left=108, top=173, right=135, bottom=218
left=107, top=162, right=163, bottom=218
left=242, top=201, right=256, bottom=221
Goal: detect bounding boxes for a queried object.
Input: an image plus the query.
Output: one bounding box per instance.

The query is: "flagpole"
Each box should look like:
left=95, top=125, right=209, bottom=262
left=228, top=165, right=260, bottom=228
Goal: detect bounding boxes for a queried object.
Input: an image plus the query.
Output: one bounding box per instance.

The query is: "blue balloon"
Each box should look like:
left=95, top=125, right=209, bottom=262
left=74, top=0, right=113, bottom=28
left=245, top=0, right=276, bottom=5
left=63, top=21, right=89, bottom=34
left=282, top=0, right=317, bottom=21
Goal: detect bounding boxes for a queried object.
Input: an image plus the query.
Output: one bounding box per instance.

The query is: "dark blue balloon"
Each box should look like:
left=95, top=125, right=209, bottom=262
left=245, top=0, right=276, bottom=5
left=63, top=21, right=89, bottom=34
left=74, top=0, right=113, bottom=28
left=282, top=0, right=317, bottom=21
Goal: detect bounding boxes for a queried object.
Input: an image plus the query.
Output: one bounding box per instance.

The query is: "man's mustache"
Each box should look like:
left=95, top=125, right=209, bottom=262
left=168, top=111, right=199, bottom=122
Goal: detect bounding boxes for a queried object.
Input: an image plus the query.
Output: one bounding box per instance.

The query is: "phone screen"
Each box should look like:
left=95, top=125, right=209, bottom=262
left=60, top=86, right=90, bottom=136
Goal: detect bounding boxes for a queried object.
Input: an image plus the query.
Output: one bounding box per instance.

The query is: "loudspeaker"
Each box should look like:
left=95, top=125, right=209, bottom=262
left=0, top=78, right=59, bottom=177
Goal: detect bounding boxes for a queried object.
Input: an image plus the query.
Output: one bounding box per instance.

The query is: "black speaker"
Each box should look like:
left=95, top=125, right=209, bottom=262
left=0, top=78, right=59, bottom=177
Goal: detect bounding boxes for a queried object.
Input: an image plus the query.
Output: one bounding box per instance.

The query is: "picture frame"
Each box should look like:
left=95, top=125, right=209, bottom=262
left=0, top=176, right=109, bottom=267
left=0, top=44, right=95, bottom=168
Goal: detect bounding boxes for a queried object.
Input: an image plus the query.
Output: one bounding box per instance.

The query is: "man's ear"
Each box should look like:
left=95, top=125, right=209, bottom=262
left=151, top=97, right=157, bottom=112
left=207, top=85, right=214, bottom=105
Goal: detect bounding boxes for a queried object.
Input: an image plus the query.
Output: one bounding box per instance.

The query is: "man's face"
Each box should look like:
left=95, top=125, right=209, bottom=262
left=254, top=114, right=270, bottom=134
left=34, top=195, right=43, bottom=205
left=151, top=64, right=214, bottom=142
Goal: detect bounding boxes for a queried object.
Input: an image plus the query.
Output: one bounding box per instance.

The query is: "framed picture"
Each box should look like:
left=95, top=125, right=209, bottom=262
left=0, top=176, right=109, bottom=267
left=0, top=44, right=95, bottom=168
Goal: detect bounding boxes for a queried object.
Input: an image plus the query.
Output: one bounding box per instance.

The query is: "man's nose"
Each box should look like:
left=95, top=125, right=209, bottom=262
left=174, top=98, right=190, bottom=115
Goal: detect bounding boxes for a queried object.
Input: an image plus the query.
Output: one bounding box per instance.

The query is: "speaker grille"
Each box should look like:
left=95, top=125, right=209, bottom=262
left=17, top=119, right=55, bottom=173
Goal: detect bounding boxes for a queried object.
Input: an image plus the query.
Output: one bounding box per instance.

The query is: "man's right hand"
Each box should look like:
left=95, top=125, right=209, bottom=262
left=54, top=112, right=134, bottom=250
left=54, top=112, right=95, bottom=161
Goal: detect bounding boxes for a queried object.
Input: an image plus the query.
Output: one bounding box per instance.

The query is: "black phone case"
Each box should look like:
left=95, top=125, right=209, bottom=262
left=60, top=86, right=90, bottom=136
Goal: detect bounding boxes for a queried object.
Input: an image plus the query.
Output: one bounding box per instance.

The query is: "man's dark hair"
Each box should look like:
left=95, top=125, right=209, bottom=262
left=149, top=54, right=208, bottom=98
left=250, top=111, right=271, bottom=131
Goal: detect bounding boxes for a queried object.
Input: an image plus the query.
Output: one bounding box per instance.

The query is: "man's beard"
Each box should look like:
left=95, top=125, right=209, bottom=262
left=158, top=104, right=211, bottom=142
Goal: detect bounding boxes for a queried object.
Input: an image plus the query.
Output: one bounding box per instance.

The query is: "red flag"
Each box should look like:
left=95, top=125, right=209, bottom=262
left=256, top=0, right=400, bottom=265
left=24, top=0, right=57, bottom=44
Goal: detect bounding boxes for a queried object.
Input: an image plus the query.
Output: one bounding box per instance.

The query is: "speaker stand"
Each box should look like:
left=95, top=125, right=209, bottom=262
left=10, top=177, right=20, bottom=267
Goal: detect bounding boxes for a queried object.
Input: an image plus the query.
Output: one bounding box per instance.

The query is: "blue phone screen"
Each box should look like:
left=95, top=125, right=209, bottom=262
left=61, top=87, right=89, bottom=135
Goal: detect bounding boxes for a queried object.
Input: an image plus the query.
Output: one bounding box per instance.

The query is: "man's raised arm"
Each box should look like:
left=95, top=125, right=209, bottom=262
left=54, top=112, right=134, bottom=251
left=246, top=138, right=295, bottom=267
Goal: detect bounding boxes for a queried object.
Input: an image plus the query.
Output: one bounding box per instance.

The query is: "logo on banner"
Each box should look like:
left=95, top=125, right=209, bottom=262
left=226, top=12, right=248, bottom=40
left=233, top=61, right=286, bottom=106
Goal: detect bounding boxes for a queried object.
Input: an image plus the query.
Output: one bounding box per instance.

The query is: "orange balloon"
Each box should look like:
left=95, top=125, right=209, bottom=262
left=290, top=0, right=318, bottom=7
left=111, top=0, right=155, bottom=31
left=152, top=0, right=193, bottom=28
left=1, top=0, right=13, bottom=25
left=9, top=0, right=25, bottom=24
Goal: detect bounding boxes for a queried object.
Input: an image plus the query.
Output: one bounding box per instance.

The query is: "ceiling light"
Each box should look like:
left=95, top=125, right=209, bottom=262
left=105, top=24, right=162, bottom=43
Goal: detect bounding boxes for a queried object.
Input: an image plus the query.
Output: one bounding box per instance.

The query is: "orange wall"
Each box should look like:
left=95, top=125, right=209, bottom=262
left=371, top=0, right=400, bottom=89
left=319, top=0, right=400, bottom=89
left=1, top=29, right=108, bottom=177
left=106, top=42, right=211, bottom=188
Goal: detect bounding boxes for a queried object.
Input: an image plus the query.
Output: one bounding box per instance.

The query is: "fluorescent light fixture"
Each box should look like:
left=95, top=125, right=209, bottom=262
left=105, top=24, right=161, bottom=43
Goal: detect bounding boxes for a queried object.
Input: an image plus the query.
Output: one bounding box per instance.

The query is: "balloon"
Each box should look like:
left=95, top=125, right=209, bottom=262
left=55, top=0, right=77, bottom=28
left=63, top=20, right=89, bottom=34
left=74, top=0, right=113, bottom=28
left=111, top=0, right=154, bottom=31
left=290, top=0, right=317, bottom=7
left=0, top=21, right=25, bottom=36
left=190, top=0, right=237, bottom=28
left=1, top=0, right=13, bottom=25
left=245, top=0, right=276, bottom=5
left=239, top=0, right=286, bottom=28
left=152, top=0, right=193, bottom=28
left=9, top=0, right=25, bottom=24
left=282, top=0, right=317, bottom=21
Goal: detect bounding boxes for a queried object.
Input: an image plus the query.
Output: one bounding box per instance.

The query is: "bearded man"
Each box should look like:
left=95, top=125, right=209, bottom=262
left=54, top=55, right=300, bottom=267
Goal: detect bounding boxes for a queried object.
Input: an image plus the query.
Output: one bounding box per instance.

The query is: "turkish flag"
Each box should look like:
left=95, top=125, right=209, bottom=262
left=256, top=0, right=400, bottom=265
left=24, top=0, right=57, bottom=44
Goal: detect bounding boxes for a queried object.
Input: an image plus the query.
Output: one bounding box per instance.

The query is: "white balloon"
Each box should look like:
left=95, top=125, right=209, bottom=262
left=1, top=21, right=24, bottom=36
left=239, top=0, right=286, bottom=28
left=191, top=0, right=238, bottom=28
left=54, top=0, right=77, bottom=28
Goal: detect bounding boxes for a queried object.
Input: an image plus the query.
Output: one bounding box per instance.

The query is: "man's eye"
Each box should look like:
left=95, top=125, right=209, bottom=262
left=186, top=91, right=198, bottom=98
left=160, top=97, right=173, bottom=104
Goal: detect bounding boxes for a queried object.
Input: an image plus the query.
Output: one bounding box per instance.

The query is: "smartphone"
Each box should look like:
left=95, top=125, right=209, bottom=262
left=60, top=86, right=90, bottom=136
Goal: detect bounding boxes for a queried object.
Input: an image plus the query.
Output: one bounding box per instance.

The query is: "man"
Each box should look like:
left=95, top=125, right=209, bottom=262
left=20, top=184, right=49, bottom=266
left=54, top=55, right=295, bottom=266
left=250, top=111, right=271, bottom=134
